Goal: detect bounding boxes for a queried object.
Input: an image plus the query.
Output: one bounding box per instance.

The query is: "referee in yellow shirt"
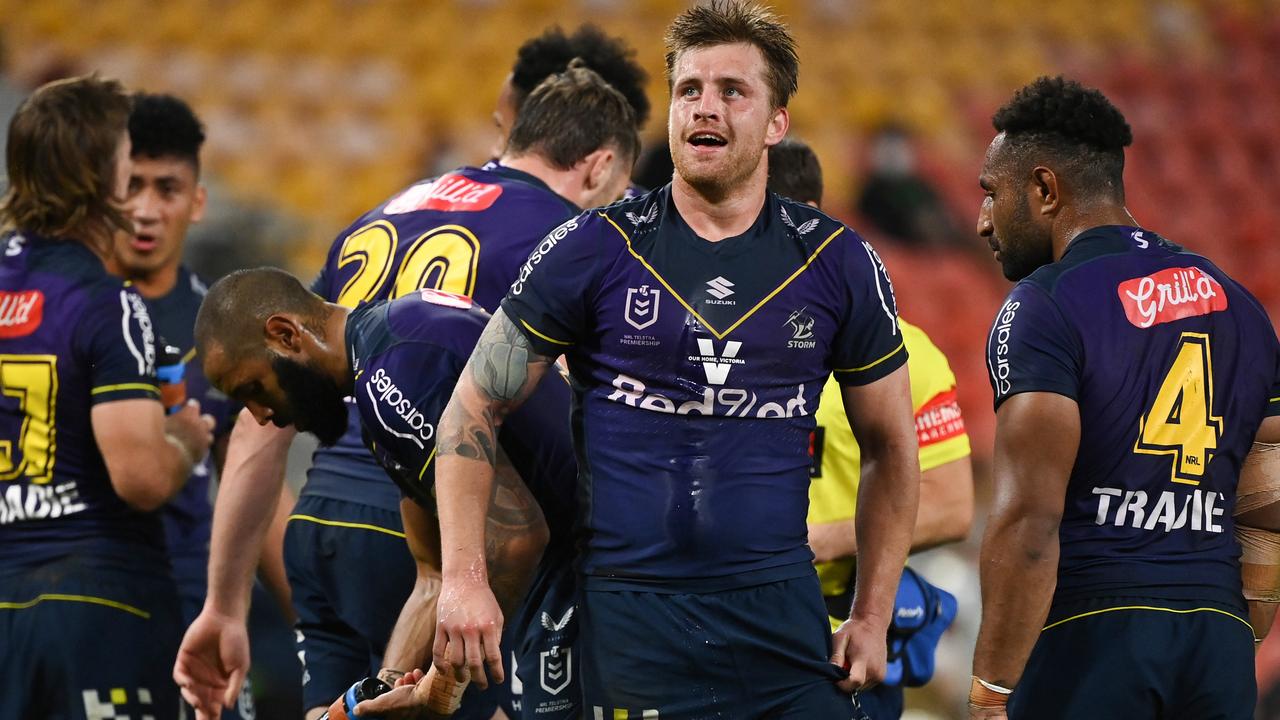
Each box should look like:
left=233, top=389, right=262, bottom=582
left=769, top=138, right=975, bottom=719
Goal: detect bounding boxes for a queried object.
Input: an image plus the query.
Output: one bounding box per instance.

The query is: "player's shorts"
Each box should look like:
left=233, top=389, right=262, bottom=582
left=0, top=554, right=182, bottom=720
left=284, top=493, right=506, bottom=718
left=1009, top=595, right=1255, bottom=720
left=507, top=540, right=579, bottom=719
left=579, top=570, right=856, bottom=719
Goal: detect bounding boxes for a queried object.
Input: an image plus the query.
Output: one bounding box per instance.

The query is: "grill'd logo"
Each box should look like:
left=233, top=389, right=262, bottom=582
left=384, top=173, right=503, bottom=214
left=1117, top=267, right=1228, bottom=329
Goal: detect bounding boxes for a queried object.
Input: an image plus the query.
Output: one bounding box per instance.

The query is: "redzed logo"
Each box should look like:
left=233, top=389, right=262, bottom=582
left=384, top=174, right=503, bottom=214
left=1117, top=267, right=1227, bottom=329
left=0, top=290, right=43, bottom=338
left=915, top=389, right=965, bottom=447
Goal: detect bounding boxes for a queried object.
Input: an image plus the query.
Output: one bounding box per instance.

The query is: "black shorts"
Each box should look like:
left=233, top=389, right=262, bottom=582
left=1010, top=596, right=1255, bottom=720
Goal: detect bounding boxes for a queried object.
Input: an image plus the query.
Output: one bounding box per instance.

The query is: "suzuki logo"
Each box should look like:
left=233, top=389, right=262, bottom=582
left=706, top=276, right=735, bottom=300
left=695, top=338, right=742, bottom=385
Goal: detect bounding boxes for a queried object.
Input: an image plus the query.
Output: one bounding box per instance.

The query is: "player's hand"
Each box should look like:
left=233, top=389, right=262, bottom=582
left=830, top=615, right=888, bottom=693
left=165, top=399, right=216, bottom=462
left=172, top=606, right=250, bottom=720
left=969, top=705, right=1009, bottom=719
left=433, top=576, right=504, bottom=689
left=353, top=668, right=458, bottom=720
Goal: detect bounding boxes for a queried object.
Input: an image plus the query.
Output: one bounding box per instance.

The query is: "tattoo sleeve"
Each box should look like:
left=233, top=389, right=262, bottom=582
left=484, top=449, right=549, bottom=613
left=437, top=308, right=554, bottom=470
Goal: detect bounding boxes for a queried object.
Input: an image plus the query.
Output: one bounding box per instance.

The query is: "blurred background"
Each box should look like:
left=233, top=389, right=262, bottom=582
left=2, top=0, right=1278, bottom=716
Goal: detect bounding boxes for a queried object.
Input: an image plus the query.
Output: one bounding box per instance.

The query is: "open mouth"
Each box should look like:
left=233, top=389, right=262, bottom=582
left=130, top=233, right=160, bottom=253
left=688, top=132, right=728, bottom=149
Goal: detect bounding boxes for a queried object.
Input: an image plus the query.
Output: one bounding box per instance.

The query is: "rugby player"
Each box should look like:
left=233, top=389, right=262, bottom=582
left=193, top=268, right=575, bottom=719
left=432, top=3, right=920, bottom=717
left=970, top=76, right=1280, bottom=719
left=769, top=137, right=973, bottom=719
left=111, top=92, right=299, bottom=720
left=175, top=64, right=639, bottom=720
left=0, top=75, right=214, bottom=720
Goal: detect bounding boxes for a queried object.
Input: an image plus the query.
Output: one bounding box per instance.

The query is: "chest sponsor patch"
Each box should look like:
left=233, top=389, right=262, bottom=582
left=0, top=289, right=43, bottom=338
left=1117, top=267, right=1227, bottom=329
left=384, top=173, right=503, bottom=214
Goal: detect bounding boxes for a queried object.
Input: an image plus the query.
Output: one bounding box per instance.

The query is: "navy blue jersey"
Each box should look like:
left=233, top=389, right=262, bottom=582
left=307, top=165, right=579, bottom=512
left=501, top=186, right=906, bottom=588
left=347, top=291, right=577, bottom=533
left=151, top=268, right=238, bottom=597
left=0, top=232, right=165, bottom=570
left=986, top=225, right=1280, bottom=609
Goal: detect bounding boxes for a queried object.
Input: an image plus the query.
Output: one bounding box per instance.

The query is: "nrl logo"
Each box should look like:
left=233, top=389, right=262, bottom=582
left=780, top=206, right=820, bottom=236
left=540, top=648, right=573, bottom=696
left=625, top=285, right=660, bottom=331
left=625, top=204, right=658, bottom=228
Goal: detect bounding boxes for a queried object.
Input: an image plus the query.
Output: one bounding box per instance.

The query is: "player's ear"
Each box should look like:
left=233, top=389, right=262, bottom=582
left=190, top=183, right=208, bottom=224
left=582, top=148, right=616, bottom=192
left=1031, top=166, right=1060, bottom=215
left=263, top=314, right=305, bottom=355
left=765, top=106, right=789, bottom=147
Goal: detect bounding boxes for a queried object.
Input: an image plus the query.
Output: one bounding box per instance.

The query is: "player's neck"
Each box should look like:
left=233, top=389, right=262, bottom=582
left=1054, top=203, right=1138, bottom=260
left=325, top=305, right=356, bottom=394
left=670, top=168, right=768, bottom=243
left=127, top=264, right=181, bottom=299
left=500, top=154, right=580, bottom=208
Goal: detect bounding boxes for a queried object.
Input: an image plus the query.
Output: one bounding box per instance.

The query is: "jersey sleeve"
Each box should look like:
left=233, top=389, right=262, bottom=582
left=1268, top=351, right=1280, bottom=417
left=354, top=342, right=465, bottom=505
left=78, top=283, right=161, bottom=404
left=499, top=212, right=602, bottom=357
left=987, top=281, right=1083, bottom=411
left=831, top=234, right=907, bottom=386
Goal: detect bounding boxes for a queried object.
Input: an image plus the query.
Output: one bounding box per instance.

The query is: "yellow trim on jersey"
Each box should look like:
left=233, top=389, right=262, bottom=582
left=519, top=319, right=573, bottom=347
left=0, top=593, right=150, bottom=619
left=419, top=447, right=438, bottom=482
left=90, top=383, right=160, bottom=395
left=287, top=514, right=406, bottom=539
left=181, top=347, right=197, bottom=364
left=1270, top=396, right=1280, bottom=403
left=1041, top=605, right=1252, bottom=634
left=833, top=340, right=906, bottom=374
left=600, top=211, right=845, bottom=341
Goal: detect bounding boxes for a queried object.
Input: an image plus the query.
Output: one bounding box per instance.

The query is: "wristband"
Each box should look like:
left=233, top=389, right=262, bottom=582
left=969, top=676, right=1013, bottom=708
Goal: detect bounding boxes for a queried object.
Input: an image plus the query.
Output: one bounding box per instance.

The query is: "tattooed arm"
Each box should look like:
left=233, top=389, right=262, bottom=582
left=432, top=308, right=557, bottom=688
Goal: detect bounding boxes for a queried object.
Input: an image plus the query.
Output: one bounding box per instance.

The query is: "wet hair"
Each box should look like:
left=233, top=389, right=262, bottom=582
left=1, top=73, right=132, bottom=240
left=129, top=92, right=205, bottom=173
left=195, top=267, right=329, bottom=360
left=992, top=75, right=1133, bottom=201
left=507, top=60, right=640, bottom=170
left=767, top=137, right=823, bottom=206
left=511, top=24, right=650, bottom=127
left=665, top=0, right=799, bottom=109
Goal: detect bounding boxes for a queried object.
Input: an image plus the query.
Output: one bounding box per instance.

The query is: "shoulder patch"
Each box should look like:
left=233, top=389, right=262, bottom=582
left=418, top=288, right=473, bottom=309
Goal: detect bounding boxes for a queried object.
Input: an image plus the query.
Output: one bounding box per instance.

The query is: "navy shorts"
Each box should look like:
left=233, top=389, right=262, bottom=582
left=579, top=570, right=856, bottom=719
left=1009, top=596, right=1256, bottom=720
left=284, top=493, right=506, bottom=718
left=0, top=555, right=182, bottom=720
left=507, top=541, right=580, bottom=719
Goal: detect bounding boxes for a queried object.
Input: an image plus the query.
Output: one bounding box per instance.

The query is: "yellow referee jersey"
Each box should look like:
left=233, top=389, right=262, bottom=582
left=808, top=319, right=970, bottom=597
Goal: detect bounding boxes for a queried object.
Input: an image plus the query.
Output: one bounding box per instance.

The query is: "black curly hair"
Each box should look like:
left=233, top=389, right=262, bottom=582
left=992, top=76, right=1132, bottom=201
left=129, top=92, right=205, bottom=172
left=511, top=25, right=650, bottom=127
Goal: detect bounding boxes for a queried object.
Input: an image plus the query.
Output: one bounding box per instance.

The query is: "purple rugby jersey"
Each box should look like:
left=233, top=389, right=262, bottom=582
left=987, top=225, right=1280, bottom=611
left=501, top=185, right=907, bottom=588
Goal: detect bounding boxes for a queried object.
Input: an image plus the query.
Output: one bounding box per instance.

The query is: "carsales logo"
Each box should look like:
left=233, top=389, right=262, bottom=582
left=1117, top=267, right=1227, bottom=329
left=384, top=174, right=503, bottom=214
left=989, top=299, right=1020, bottom=396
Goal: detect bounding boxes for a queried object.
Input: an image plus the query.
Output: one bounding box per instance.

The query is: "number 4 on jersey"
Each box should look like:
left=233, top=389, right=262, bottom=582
left=1134, top=332, right=1222, bottom=485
